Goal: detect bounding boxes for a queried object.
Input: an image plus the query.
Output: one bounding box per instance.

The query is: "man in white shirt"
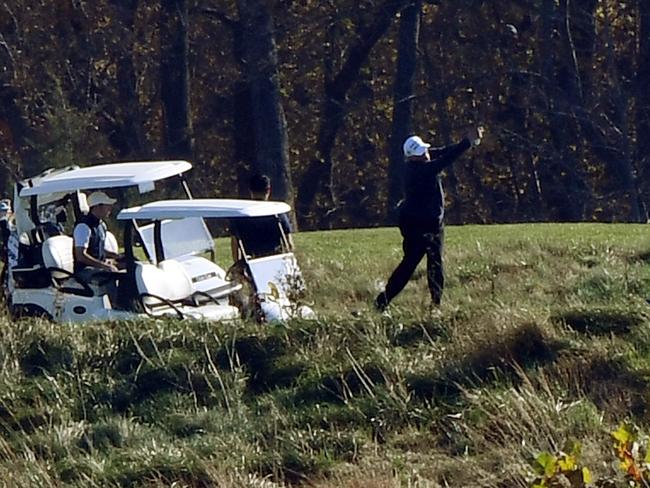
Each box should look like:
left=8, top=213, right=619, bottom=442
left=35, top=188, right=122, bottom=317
left=73, top=191, right=122, bottom=283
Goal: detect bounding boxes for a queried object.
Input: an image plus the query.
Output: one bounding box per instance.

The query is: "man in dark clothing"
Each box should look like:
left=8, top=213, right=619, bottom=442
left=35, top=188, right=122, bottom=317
left=0, top=200, right=12, bottom=265
left=375, top=128, right=484, bottom=311
left=231, top=174, right=293, bottom=260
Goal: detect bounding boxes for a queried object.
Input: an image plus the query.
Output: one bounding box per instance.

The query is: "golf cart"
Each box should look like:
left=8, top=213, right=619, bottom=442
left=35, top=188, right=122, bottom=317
left=2, top=160, right=204, bottom=322
left=2, top=163, right=313, bottom=323
left=116, top=199, right=315, bottom=323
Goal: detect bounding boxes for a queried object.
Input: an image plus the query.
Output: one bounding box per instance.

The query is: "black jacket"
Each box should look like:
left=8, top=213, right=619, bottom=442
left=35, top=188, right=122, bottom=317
left=399, top=138, right=472, bottom=225
left=230, top=213, right=292, bottom=258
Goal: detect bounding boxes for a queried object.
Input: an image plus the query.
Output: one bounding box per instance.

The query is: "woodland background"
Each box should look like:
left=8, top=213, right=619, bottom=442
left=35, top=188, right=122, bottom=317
left=0, top=0, right=649, bottom=230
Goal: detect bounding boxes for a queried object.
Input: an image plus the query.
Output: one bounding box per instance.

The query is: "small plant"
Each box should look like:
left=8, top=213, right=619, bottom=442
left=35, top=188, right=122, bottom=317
left=530, top=442, right=592, bottom=488
left=612, top=423, right=650, bottom=486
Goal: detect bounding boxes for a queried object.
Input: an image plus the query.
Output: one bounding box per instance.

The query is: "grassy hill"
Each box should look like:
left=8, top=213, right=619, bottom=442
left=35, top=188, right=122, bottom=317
left=0, top=223, right=648, bottom=487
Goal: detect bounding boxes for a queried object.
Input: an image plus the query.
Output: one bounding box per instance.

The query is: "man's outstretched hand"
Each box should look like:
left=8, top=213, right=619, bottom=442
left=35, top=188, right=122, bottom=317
left=465, top=126, right=484, bottom=146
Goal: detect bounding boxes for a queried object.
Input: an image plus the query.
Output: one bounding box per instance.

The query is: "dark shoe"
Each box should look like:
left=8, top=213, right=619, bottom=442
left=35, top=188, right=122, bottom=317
left=374, top=292, right=388, bottom=312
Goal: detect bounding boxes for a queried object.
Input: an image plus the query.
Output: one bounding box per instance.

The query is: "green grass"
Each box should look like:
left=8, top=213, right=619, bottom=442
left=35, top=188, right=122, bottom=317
left=0, top=223, right=649, bottom=486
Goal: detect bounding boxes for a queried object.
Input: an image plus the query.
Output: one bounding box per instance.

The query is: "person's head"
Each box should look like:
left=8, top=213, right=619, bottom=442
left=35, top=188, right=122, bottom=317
left=403, top=135, right=431, bottom=161
left=0, top=200, right=11, bottom=221
left=249, top=174, right=271, bottom=200
left=87, top=191, right=116, bottom=218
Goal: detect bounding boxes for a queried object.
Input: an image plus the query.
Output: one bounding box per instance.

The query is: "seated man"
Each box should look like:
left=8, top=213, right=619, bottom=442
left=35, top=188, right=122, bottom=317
left=230, top=174, right=293, bottom=260
left=73, top=191, right=123, bottom=285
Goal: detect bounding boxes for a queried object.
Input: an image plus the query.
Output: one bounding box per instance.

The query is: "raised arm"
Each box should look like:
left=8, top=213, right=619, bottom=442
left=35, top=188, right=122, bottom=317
left=428, top=139, right=472, bottom=173
left=428, top=126, right=484, bottom=173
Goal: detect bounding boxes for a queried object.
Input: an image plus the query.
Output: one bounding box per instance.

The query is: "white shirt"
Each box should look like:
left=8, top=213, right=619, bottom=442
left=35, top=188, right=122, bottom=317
left=73, top=223, right=115, bottom=253
left=73, top=223, right=92, bottom=249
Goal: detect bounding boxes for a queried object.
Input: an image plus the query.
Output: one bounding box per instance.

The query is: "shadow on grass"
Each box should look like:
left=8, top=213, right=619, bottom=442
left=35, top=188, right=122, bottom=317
left=553, top=309, right=644, bottom=335
left=293, top=323, right=560, bottom=408
left=216, top=335, right=306, bottom=393
left=255, top=449, right=332, bottom=486
left=19, top=337, right=74, bottom=377
left=390, top=321, right=445, bottom=347
left=553, top=354, right=649, bottom=419
left=630, top=251, right=650, bottom=264
left=407, top=323, right=561, bottom=401
left=293, top=363, right=386, bottom=405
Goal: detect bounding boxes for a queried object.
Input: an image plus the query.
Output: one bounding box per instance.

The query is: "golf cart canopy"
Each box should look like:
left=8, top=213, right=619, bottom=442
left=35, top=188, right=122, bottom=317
left=19, top=161, right=192, bottom=197
left=117, top=199, right=291, bottom=220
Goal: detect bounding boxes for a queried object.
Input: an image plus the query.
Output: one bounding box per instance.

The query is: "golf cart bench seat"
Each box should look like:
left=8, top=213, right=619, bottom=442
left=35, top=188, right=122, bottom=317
left=40, top=235, right=95, bottom=296
left=40, top=234, right=128, bottom=298
left=41, top=235, right=74, bottom=277
left=134, top=259, right=240, bottom=320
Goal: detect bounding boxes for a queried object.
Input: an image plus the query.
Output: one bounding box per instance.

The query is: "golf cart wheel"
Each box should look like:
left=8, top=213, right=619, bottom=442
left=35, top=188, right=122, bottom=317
left=10, top=304, right=53, bottom=321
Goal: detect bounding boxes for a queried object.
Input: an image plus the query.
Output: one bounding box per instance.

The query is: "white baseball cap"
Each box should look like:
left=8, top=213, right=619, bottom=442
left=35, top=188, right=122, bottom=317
left=0, top=201, right=10, bottom=212
left=403, top=135, right=431, bottom=158
left=87, top=191, right=117, bottom=207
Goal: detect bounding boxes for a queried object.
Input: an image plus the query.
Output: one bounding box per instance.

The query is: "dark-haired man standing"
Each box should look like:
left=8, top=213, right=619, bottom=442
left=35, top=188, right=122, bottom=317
left=231, top=174, right=294, bottom=260
left=375, top=127, right=484, bottom=312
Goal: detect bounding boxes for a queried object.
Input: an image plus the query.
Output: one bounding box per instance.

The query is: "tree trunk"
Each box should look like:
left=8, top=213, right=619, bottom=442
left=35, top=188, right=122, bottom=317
left=564, top=0, right=641, bottom=221
left=0, top=85, right=45, bottom=178
left=600, top=9, right=641, bottom=221
left=388, top=0, right=422, bottom=219
left=537, top=0, right=586, bottom=221
left=636, top=0, right=650, bottom=220
left=236, top=0, right=293, bottom=204
left=109, top=0, right=149, bottom=159
left=296, top=0, right=408, bottom=226
left=387, top=0, right=421, bottom=220
left=421, top=6, right=461, bottom=223
left=160, top=0, right=192, bottom=159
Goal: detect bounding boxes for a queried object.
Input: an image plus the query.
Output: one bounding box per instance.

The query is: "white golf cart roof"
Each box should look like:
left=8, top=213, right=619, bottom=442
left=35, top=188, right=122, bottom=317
left=20, top=161, right=192, bottom=197
left=117, top=199, right=291, bottom=220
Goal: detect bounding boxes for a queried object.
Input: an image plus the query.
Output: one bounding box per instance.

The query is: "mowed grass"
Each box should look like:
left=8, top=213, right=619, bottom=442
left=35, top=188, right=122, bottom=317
left=0, top=223, right=648, bottom=487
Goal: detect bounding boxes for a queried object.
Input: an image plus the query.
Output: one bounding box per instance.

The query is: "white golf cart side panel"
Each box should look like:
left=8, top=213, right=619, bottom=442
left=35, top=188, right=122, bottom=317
left=10, top=288, right=134, bottom=323
left=246, top=253, right=316, bottom=322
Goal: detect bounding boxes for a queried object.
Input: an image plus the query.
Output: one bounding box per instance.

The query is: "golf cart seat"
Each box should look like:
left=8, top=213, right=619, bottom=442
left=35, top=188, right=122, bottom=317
left=136, top=260, right=193, bottom=304
left=41, top=235, right=93, bottom=296
left=134, top=260, right=240, bottom=321
left=105, top=231, right=119, bottom=254
left=136, top=217, right=242, bottom=299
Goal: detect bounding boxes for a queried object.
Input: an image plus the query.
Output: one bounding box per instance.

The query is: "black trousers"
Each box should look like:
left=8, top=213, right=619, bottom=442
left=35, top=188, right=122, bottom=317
left=382, top=215, right=444, bottom=306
